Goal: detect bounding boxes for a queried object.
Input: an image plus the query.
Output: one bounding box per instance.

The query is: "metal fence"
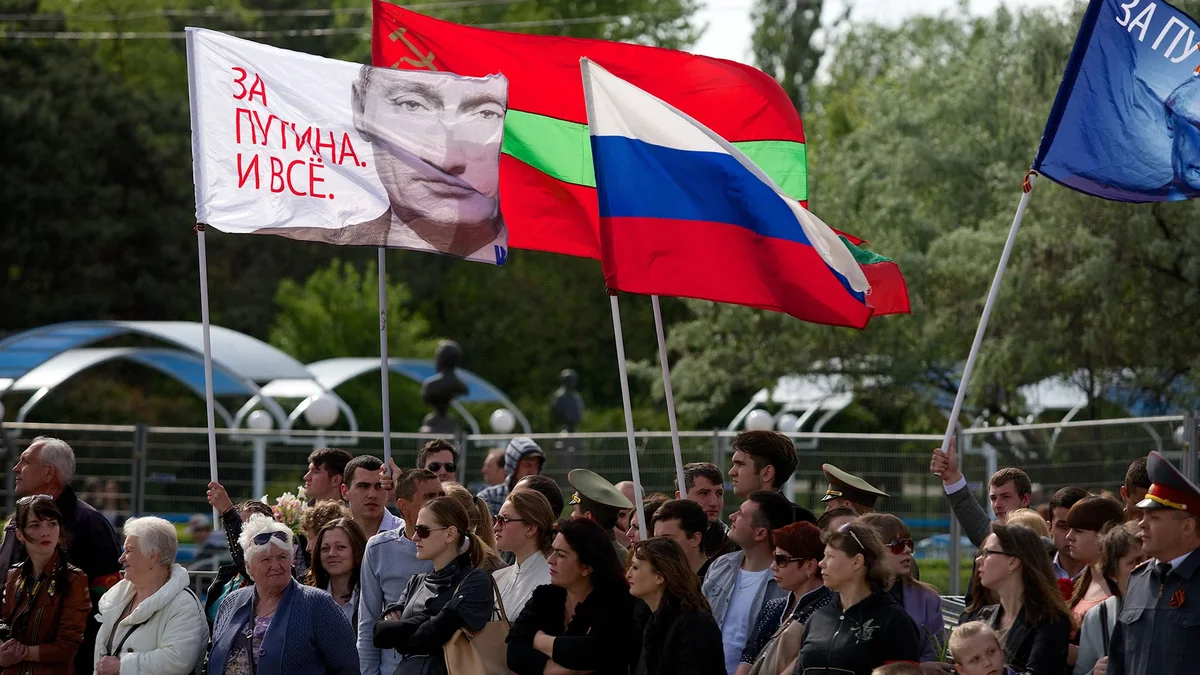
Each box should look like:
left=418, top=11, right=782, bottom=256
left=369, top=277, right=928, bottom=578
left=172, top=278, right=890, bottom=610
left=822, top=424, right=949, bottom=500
left=0, top=415, right=1194, bottom=594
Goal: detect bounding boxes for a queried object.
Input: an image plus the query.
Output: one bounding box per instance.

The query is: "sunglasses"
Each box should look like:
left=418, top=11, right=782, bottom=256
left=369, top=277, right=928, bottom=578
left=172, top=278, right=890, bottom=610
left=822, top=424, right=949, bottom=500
left=888, top=537, right=915, bottom=555
left=773, top=554, right=806, bottom=567
left=427, top=462, right=457, bottom=474
left=252, top=531, right=289, bottom=546
left=17, top=495, right=53, bottom=506
left=838, top=522, right=865, bottom=552
left=412, top=525, right=449, bottom=540
left=494, top=514, right=525, bottom=527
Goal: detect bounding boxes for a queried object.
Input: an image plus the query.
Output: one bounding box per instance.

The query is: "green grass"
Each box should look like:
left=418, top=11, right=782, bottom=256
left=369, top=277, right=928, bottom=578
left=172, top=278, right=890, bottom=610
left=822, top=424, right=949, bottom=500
left=916, top=558, right=974, bottom=595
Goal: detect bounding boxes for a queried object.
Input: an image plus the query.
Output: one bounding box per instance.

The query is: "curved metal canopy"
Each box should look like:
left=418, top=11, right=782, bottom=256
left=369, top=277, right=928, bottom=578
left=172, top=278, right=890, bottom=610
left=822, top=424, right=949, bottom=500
left=260, top=357, right=532, bottom=434
left=0, top=321, right=311, bottom=384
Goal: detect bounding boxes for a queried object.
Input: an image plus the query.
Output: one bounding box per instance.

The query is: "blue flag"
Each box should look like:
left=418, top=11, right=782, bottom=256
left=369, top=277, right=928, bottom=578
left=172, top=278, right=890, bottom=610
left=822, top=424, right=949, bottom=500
left=1034, top=0, right=1200, bottom=201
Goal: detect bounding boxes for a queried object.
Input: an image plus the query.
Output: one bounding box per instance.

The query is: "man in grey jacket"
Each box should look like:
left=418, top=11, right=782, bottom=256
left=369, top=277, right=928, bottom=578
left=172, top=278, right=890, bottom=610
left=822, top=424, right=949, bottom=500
left=357, top=469, right=442, bottom=675
left=702, top=490, right=794, bottom=675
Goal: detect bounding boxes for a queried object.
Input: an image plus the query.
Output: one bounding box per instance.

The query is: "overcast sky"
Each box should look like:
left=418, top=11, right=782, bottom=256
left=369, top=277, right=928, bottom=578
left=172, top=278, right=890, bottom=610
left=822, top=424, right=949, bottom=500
left=690, top=0, right=1063, bottom=64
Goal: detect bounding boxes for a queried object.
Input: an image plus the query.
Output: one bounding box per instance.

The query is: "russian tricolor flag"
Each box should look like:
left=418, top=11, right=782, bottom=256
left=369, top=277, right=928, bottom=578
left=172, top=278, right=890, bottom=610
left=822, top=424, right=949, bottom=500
left=581, top=59, right=875, bottom=328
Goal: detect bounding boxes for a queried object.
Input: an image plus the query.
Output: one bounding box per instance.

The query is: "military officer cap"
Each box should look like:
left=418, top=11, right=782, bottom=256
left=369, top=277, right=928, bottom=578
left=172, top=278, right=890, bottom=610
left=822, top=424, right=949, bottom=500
left=568, top=469, right=634, bottom=510
left=821, top=463, right=888, bottom=509
left=1137, top=451, right=1200, bottom=514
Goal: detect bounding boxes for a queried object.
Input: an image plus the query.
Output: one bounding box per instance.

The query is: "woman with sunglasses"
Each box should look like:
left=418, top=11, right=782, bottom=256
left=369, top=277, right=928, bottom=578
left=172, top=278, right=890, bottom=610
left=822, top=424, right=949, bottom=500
left=0, top=496, right=90, bottom=675
left=739, top=521, right=832, bottom=675
left=442, top=483, right=507, bottom=571
left=507, top=517, right=634, bottom=675
left=625, top=537, right=724, bottom=675
left=207, top=515, right=359, bottom=675
left=971, top=523, right=1072, bottom=675
left=796, top=521, right=921, bottom=675
left=859, top=513, right=946, bottom=666
left=493, top=489, right=555, bottom=617
left=372, top=497, right=496, bottom=675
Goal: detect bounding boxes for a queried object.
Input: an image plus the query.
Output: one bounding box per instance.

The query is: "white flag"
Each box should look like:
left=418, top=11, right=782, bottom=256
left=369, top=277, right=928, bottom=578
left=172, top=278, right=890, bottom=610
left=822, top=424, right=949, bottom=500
left=186, top=27, right=509, bottom=265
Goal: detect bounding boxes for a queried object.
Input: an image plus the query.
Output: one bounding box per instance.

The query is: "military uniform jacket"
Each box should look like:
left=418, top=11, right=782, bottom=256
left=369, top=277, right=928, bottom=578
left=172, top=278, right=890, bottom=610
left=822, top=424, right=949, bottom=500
left=1110, top=546, right=1200, bottom=675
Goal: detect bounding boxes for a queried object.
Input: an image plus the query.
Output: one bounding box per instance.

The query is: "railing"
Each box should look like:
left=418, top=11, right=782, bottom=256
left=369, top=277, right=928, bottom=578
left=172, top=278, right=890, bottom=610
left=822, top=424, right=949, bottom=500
left=1, top=415, right=1193, bottom=595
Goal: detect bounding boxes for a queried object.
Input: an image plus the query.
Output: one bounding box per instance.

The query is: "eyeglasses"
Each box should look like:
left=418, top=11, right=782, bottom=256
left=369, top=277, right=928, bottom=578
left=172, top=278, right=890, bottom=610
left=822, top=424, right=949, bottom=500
left=773, top=554, right=806, bottom=567
left=252, top=531, right=289, bottom=546
left=977, top=548, right=1013, bottom=561
left=16, top=495, right=53, bottom=506
left=494, top=514, right=525, bottom=527
left=412, top=525, right=449, bottom=540
left=838, top=522, right=865, bottom=552
left=887, top=537, right=915, bottom=555
left=427, top=462, right=457, bottom=474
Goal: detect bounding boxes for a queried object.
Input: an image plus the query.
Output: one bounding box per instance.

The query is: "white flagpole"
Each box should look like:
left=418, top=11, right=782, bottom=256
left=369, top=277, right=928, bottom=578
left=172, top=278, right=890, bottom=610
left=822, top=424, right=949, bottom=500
left=378, top=248, right=393, bottom=470
left=610, top=294, right=647, bottom=531
left=938, top=175, right=1037, bottom=453
left=651, top=295, right=687, bottom=499
left=196, top=225, right=220, bottom=523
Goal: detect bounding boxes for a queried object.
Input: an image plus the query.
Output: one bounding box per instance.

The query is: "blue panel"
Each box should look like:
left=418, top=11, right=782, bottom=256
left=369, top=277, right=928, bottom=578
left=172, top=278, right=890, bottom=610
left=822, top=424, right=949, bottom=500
left=0, top=326, right=119, bottom=378
left=389, top=361, right=503, bottom=403
left=133, top=352, right=252, bottom=397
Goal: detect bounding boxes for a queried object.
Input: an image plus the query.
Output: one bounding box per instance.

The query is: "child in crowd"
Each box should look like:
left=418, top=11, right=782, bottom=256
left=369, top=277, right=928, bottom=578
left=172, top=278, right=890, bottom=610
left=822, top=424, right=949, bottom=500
left=947, top=621, right=1018, bottom=675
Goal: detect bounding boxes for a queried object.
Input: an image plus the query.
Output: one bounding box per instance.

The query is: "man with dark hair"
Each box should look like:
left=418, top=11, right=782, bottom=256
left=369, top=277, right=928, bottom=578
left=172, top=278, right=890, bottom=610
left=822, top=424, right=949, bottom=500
left=1122, top=457, right=1151, bottom=522
left=304, top=447, right=352, bottom=504
left=568, top=469, right=634, bottom=559
left=1048, top=485, right=1089, bottom=580
left=480, top=448, right=507, bottom=487
left=358, top=468, right=441, bottom=675
left=728, top=431, right=815, bottom=524
left=416, top=439, right=460, bottom=483
left=341, top=455, right=401, bottom=536
left=653, top=498, right=711, bottom=577
left=676, top=461, right=734, bottom=559
left=703, top=490, right=793, bottom=675
left=514, top=474, right=565, bottom=517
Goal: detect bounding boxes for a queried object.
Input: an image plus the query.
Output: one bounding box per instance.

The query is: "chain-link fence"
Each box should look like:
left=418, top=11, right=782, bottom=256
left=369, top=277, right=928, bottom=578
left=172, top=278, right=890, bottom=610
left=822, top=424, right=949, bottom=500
left=0, top=415, right=1194, bottom=594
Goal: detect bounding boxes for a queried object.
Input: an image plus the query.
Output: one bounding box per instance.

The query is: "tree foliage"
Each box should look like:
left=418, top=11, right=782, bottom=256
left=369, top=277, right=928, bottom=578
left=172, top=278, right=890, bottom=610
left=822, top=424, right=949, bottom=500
left=750, top=0, right=829, bottom=110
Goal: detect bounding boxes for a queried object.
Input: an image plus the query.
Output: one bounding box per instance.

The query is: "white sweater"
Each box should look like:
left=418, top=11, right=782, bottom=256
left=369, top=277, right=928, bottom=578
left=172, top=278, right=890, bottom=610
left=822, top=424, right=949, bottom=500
left=493, top=551, right=550, bottom=619
left=94, top=564, right=209, bottom=675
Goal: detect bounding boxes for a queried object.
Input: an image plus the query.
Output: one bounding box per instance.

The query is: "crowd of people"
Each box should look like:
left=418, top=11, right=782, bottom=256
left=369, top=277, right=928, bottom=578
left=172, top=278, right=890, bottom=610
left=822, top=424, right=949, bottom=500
left=0, top=431, right=1195, bottom=675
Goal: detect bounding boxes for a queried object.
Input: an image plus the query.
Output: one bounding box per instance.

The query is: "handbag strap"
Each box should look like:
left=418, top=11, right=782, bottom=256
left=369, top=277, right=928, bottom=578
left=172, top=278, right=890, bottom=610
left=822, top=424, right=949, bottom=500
left=1098, top=601, right=1110, bottom=656
left=488, top=572, right=510, bottom=626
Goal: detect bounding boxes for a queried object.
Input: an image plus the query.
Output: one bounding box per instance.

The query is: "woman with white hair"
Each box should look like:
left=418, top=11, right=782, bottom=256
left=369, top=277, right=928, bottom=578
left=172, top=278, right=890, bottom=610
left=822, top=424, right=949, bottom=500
left=93, top=516, right=208, bottom=675
left=207, top=515, right=358, bottom=675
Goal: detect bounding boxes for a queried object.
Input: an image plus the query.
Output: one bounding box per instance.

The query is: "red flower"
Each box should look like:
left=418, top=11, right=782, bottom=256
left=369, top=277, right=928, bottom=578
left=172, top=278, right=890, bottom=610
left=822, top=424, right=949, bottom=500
left=1057, top=577, right=1075, bottom=600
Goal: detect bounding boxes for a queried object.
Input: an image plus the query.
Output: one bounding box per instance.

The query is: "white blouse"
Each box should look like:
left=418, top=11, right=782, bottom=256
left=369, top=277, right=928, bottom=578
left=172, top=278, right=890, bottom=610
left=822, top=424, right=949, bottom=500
left=492, top=551, right=551, bottom=619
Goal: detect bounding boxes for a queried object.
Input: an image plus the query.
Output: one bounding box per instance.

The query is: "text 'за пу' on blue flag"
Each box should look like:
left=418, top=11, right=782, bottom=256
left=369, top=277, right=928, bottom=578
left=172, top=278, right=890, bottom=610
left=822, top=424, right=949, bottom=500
left=1034, top=0, right=1200, bottom=201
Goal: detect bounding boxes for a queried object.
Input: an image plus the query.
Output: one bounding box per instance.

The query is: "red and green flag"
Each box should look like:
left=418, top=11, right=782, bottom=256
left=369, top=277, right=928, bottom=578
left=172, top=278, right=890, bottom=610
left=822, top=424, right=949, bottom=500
left=371, top=2, right=909, bottom=315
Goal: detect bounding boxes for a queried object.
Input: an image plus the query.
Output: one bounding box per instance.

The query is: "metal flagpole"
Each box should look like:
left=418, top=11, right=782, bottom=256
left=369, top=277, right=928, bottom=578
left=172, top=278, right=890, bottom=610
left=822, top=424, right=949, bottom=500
left=378, top=248, right=393, bottom=470
left=610, top=293, right=647, bottom=531
left=651, top=295, right=688, bottom=499
left=938, top=174, right=1038, bottom=454
left=196, top=225, right=220, bottom=522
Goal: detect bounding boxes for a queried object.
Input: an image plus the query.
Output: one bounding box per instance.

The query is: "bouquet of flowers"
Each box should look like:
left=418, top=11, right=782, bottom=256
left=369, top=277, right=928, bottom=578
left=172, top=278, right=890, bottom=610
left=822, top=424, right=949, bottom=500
left=262, top=487, right=307, bottom=537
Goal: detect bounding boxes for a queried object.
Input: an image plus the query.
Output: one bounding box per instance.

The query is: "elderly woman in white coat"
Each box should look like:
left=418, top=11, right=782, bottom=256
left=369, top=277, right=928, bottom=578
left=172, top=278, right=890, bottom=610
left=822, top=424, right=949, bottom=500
left=94, top=516, right=209, bottom=675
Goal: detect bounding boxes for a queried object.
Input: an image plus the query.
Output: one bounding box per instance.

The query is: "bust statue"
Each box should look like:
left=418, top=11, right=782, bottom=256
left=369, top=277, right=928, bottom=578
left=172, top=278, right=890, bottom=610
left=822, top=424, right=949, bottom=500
left=550, top=369, right=584, bottom=433
left=420, top=340, right=468, bottom=434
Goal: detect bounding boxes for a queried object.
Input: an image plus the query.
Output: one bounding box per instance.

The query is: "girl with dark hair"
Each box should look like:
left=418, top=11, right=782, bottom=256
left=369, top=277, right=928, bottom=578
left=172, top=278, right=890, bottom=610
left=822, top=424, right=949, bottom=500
left=972, top=523, right=1072, bottom=675
left=507, top=517, right=634, bottom=675
left=0, top=495, right=91, bottom=674
left=307, top=518, right=367, bottom=625
left=625, top=537, right=724, bottom=675
left=373, top=497, right=495, bottom=675
left=795, top=521, right=921, bottom=675
left=1064, top=497, right=1125, bottom=620
left=1072, top=523, right=1143, bottom=675
left=860, top=513, right=946, bottom=663
left=741, top=521, right=833, bottom=675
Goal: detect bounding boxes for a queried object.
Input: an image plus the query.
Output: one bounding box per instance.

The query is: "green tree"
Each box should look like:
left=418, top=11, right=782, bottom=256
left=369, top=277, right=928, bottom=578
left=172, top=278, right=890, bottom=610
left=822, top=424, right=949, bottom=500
left=751, top=0, right=831, bottom=110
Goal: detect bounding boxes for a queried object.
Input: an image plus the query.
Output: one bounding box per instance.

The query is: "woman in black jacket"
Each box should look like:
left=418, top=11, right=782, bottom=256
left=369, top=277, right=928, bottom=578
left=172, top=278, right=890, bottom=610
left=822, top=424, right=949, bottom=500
left=625, top=537, right=724, bottom=675
left=507, top=517, right=634, bottom=675
left=373, top=497, right=496, bottom=675
left=971, top=523, right=1072, bottom=675
left=795, top=522, right=921, bottom=675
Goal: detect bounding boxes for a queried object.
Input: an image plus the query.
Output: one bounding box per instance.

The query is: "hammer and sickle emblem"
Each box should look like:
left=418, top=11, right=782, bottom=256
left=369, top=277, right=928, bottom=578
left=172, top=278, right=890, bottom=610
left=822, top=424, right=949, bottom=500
left=389, top=27, right=437, bottom=71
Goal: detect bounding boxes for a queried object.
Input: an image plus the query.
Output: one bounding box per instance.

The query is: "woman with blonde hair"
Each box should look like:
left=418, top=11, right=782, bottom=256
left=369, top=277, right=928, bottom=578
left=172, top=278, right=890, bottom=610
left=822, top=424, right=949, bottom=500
left=795, top=522, right=920, bottom=675
left=1005, top=509, right=1051, bottom=538
left=372, top=497, right=495, bottom=675
left=859, top=513, right=945, bottom=663
left=443, top=483, right=506, bottom=571
left=492, top=489, right=554, bottom=617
